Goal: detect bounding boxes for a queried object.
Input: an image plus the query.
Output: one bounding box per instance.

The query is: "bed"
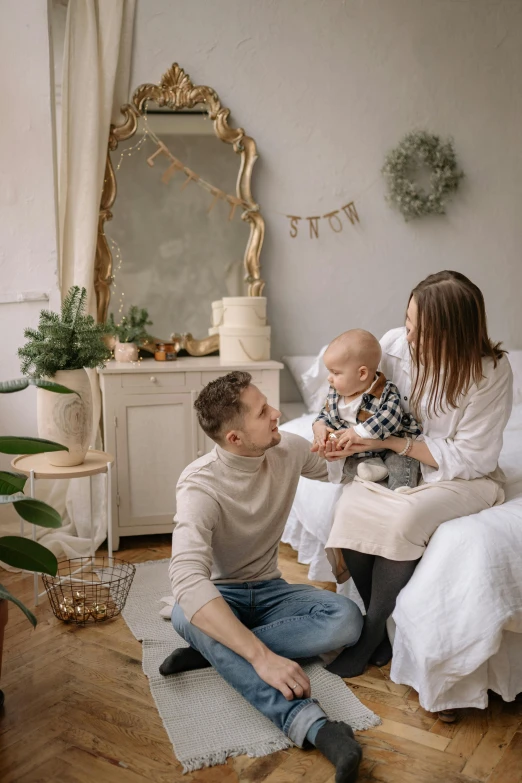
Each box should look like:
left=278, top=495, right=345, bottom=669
left=279, top=350, right=522, bottom=712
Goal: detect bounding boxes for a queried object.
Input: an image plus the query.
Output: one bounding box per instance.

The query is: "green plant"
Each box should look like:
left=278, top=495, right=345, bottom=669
left=108, top=305, right=153, bottom=344
left=18, top=286, right=112, bottom=379
left=0, top=380, right=73, bottom=626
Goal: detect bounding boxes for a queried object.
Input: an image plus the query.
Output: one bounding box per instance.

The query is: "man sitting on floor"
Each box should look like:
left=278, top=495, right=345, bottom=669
left=161, top=371, right=364, bottom=783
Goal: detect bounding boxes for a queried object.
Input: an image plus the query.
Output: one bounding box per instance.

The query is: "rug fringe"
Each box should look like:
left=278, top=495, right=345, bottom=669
left=180, top=737, right=293, bottom=774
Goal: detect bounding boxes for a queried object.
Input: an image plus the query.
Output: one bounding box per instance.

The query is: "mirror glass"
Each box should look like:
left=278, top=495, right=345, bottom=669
left=105, top=104, right=249, bottom=341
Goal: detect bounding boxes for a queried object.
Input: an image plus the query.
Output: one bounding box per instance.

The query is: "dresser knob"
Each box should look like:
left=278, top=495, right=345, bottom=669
left=197, top=450, right=203, bottom=457
left=150, top=376, right=157, bottom=383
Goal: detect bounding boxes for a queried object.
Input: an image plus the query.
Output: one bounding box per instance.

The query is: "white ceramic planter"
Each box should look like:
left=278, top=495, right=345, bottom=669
left=219, top=325, right=271, bottom=363
left=114, top=341, right=139, bottom=362
left=37, top=369, right=93, bottom=467
left=222, top=296, right=267, bottom=328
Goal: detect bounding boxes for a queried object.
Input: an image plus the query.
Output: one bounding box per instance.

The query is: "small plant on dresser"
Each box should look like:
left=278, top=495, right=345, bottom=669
left=108, top=305, right=153, bottom=362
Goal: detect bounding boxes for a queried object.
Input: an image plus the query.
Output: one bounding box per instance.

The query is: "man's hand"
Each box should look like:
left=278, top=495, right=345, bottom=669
left=252, top=648, right=311, bottom=700
left=311, top=421, right=333, bottom=456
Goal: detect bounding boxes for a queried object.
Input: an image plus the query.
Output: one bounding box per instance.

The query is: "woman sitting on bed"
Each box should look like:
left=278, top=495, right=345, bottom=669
left=324, top=270, right=513, bottom=679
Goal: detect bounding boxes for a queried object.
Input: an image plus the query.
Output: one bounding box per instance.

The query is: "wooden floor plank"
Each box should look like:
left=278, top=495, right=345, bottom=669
left=444, top=708, right=489, bottom=759
left=486, top=730, right=522, bottom=783
left=1, top=738, right=71, bottom=783
left=372, top=717, right=451, bottom=751
left=360, top=730, right=465, bottom=774
left=348, top=681, right=418, bottom=711
left=57, top=746, right=151, bottom=783
left=345, top=670, right=411, bottom=698
left=60, top=716, right=185, bottom=783
left=14, top=755, right=79, bottom=783
left=461, top=713, right=521, bottom=781
left=359, top=698, right=437, bottom=732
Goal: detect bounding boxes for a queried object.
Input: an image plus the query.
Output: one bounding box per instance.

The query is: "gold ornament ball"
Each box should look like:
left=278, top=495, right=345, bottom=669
left=58, top=603, right=75, bottom=622
left=91, top=603, right=108, bottom=621
left=73, top=590, right=86, bottom=603
left=74, top=603, right=90, bottom=622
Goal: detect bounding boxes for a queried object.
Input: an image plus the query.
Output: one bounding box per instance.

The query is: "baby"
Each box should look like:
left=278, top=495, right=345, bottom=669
left=311, top=329, right=421, bottom=490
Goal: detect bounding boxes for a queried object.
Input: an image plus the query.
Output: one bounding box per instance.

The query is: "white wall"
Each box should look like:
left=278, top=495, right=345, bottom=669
left=0, top=0, right=60, bottom=440
left=131, top=0, right=522, bottom=400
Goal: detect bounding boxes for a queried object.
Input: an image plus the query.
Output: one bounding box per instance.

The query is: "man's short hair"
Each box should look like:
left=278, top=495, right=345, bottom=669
left=194, top=371, right=252, bottom=443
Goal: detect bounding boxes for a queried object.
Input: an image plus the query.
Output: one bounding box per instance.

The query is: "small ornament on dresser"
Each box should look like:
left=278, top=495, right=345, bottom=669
left=108, top=305, right=154, bottom=363
left=154, top=340, right=180, bottom=362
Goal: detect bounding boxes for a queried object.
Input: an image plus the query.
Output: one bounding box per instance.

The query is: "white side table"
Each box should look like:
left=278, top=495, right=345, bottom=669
left=11, top=449, right=114, bottom=605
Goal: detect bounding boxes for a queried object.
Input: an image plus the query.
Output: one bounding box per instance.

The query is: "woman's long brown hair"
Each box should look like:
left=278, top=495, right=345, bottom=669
left=409, top=270, right=505, bottom=416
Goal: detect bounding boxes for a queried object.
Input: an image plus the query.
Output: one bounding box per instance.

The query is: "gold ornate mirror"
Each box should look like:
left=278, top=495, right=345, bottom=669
left=95, top=63, right=265, bottom=356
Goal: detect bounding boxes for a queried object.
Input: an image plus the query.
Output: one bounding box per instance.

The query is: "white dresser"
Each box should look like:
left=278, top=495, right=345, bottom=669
left=98, top=357, right=283, bottom=549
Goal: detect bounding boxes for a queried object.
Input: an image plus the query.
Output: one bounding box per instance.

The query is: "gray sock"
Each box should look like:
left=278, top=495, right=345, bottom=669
left=314, top=720, right=362, bottom=783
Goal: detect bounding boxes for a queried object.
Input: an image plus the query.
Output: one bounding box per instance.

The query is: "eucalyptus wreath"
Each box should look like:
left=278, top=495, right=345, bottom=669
left=382, top=131, right=463, bottom=220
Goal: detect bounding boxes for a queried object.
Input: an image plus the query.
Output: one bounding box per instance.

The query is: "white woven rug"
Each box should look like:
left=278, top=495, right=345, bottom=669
left=121, top=559, right=381, bottom=772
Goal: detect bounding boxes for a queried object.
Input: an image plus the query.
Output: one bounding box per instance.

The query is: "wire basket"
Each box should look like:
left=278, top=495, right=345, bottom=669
left=42, top=557, right=136, bottom=624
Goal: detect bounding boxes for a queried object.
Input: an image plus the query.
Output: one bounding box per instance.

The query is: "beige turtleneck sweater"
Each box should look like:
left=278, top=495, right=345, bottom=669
left=169, top=432, right=328, bottom=620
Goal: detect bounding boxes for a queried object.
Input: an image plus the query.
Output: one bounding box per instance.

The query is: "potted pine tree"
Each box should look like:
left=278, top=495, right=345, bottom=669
left=108, top=305, right=153, bottom=362
left=18, top=286, right=112, bottom=467
left=0, top=378, right=68, bottom=707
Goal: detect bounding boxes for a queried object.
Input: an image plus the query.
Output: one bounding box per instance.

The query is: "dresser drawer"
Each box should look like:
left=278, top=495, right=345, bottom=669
left=121, top=372, right=187, bottom=390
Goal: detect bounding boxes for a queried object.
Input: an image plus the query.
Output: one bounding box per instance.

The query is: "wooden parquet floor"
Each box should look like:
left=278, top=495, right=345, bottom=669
left=1, top=538, right=521, bottom=783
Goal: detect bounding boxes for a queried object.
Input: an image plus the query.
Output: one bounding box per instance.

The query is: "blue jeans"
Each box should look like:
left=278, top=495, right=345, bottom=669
left=172, top=579, right=363, bottom=747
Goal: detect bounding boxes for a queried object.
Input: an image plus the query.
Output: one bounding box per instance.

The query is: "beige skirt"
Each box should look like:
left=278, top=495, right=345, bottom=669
left=326, top=476, right=502, bottom=582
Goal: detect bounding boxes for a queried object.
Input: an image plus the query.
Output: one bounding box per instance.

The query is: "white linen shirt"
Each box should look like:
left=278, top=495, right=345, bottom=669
left=379, top=327, right=513, bottom=485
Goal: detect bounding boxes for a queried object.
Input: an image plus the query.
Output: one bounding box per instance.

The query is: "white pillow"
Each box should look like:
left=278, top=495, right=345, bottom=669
left=283, top=347, right=330, bottom=414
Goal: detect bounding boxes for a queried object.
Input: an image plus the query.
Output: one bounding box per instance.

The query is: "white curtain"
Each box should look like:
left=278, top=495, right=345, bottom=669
left=34, top=0, right=136, bottom=558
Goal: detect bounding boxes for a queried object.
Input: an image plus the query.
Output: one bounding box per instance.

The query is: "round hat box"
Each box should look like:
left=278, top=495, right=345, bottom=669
left=222, top=297, right=267, bottom=329
left=219, top=325, right=271, bottom=363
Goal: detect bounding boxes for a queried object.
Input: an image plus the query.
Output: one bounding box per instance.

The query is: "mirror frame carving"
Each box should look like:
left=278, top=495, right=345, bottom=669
left=95, top=63, right=266, bottom=356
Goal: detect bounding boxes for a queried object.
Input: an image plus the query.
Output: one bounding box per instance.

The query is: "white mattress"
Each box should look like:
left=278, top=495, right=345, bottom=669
left=279, top=404, right=522, bottom=710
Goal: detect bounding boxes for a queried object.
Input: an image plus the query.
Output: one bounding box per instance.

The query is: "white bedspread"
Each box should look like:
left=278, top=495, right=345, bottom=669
left=279, top=405, right=522, bottom=711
